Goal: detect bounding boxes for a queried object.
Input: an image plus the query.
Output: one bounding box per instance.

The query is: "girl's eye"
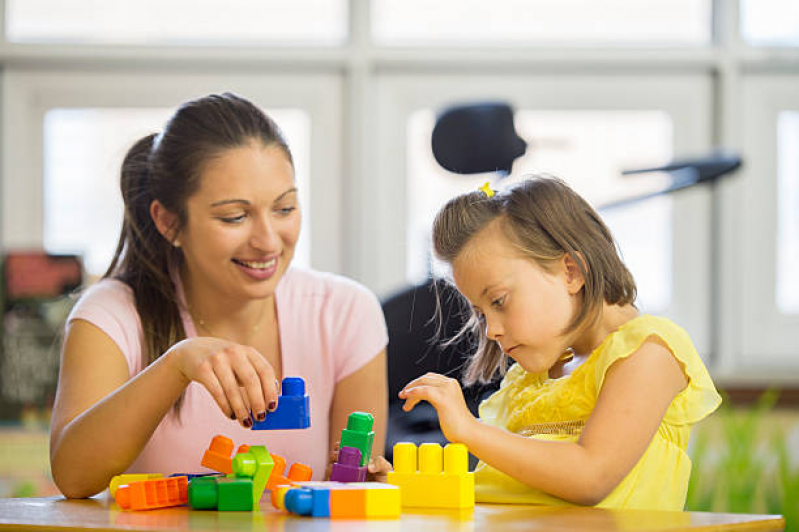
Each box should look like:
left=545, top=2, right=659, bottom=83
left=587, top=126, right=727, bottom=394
left=491, top=295, right=506, bottom=309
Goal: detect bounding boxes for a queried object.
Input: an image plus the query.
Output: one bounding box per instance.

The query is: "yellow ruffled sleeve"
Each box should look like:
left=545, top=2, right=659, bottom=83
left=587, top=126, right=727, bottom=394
left=592, top=315, right=721, bottom=426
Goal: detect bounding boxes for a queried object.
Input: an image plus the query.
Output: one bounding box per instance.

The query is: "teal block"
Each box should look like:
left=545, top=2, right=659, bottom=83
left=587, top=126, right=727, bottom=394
left=340, top=412, right=375, bottom=467
left=217, top=478, right=254, bottom=511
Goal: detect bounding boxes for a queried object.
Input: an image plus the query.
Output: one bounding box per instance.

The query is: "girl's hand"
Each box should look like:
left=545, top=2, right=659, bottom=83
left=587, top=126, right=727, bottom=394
left=325, top=442, right=393, bottom=483
left=398, top=372, right=477, bottom=444
left=167, top=337, right=279, bottom=429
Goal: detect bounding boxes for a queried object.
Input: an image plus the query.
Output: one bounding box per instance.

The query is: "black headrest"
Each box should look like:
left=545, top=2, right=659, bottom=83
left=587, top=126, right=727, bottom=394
left=431, top=102, right=527, bottom=175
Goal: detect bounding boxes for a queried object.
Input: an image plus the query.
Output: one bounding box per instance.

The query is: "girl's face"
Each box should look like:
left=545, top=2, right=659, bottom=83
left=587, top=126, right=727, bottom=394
left=178, top=142, right=300, bottom=303
left=452, top=219, right=583, bottom=374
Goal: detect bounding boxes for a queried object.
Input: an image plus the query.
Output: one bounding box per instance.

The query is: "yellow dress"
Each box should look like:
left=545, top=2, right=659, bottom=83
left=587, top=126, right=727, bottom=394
left=474, top=315, right=721, bottom=510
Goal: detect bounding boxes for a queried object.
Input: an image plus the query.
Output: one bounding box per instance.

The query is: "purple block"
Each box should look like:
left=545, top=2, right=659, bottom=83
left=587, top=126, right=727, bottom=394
left=329, top=446, right=367, bottom=483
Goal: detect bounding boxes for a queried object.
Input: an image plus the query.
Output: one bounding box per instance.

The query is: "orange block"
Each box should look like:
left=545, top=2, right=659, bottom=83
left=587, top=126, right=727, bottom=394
left=265, top=454, right=313, bottom=490
left=202, top=435, right=234, bottom=474
left=115, top=476, right=189, bottom=511
left=329, top=486, right=366, bottom=518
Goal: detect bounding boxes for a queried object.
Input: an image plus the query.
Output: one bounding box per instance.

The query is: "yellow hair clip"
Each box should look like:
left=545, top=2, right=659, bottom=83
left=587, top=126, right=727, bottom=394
left=478, top=181, right=495, bottom=197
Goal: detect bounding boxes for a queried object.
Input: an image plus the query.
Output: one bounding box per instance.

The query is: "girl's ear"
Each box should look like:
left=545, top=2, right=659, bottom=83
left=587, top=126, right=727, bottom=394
left=561, top=253, right=585, bottom=295
left=150, top=200, right=181, bottom=246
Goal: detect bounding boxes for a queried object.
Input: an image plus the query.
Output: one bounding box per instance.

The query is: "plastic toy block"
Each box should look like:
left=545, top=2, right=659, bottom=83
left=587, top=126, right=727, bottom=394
left=188, top=477, right=218, bottom=510
left=115, top=476, right=189, bottom=511
left=329, top=446, right=367, bottom=483
left=387, top=442, right=474, bottom=509
left=264, top=453, right=313, bottom=490
left=109, top=474, right=162, bottom=497
left=247, top=445, right=274, bottom=504
left=361, top=483, right=401, bottom=519
left=217, top=478, right=254, bottom=511
left=271, top=485, right=292, bottom=510
left=326, top=483, right=399, bottom=519
left=201, top=435, right=234, bottom=474
left=252, top=377, right=310, bottom=430
left=339, top=412, right=374, bottom=467
left=328, top=485, right=365, bottom=518
left=310, top=486, right=331, bottom=517
left=169, top=472, right=219, bottom=481
left=284, top=487, right=314, bottom=516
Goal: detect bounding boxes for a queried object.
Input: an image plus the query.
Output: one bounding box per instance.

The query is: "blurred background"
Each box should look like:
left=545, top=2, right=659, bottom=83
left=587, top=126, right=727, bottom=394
left=0, top=0, right=797, bottom=524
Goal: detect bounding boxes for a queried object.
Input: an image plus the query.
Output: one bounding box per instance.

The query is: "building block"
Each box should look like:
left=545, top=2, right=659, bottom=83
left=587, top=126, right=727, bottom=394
left=387, top=442, right=474, bottom=509
left=188, top=477, right=218, bottom=510
left=217, top=478, right=254, bottom=511
left=264, top=453, right=313, bottom=490
left=109, top=474, right=162, bottom=497
left=279, top=482, right=399, bottom=519
left=339, top=412, right=374, bottom=467
left=115, top=476, right=189, bottom=511
left=329, top=446, right=367, bottom=482
left=271, top=485, right=292, bottom=510
left=252, top=377, right=310, bottom=430
left=201, top=435, right=234, bottom=474
left=247, top=445, right=274, bottom=504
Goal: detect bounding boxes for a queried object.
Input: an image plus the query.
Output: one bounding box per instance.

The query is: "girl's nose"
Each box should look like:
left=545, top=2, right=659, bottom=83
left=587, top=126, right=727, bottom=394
left=485, top=315, right=503, bottom=341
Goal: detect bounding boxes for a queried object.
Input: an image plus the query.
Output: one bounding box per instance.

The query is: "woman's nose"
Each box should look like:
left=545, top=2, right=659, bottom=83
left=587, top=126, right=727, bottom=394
left=250, top=215, right=280, bottom=251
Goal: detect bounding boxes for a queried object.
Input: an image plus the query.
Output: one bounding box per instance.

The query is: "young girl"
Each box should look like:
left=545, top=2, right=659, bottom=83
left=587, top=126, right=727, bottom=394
left=50, top=93, right=388, bottom=498
left=399, top=176, right=721, bottom=510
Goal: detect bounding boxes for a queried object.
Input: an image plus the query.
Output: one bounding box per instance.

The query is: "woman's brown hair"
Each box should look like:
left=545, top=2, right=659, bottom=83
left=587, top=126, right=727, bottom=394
left=104, top=93, right=292, bottom=408
left=432, top=175, right=637, bottom=385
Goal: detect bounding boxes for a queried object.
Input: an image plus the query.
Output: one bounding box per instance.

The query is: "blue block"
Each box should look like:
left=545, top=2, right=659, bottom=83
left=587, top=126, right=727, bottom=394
left=310, top=487, right=330, bottom=517
left=285, top=488, right=313, bottom=516
left=252, top=377, right=310, bottom=430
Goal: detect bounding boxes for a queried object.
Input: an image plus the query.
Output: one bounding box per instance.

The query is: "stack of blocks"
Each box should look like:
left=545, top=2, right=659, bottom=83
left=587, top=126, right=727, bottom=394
left=387, top=442, right=474, bottom=509
left=277, top=481, right=400, bottom=519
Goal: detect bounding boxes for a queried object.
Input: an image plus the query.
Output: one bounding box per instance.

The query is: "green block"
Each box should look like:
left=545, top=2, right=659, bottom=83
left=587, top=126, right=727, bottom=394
left=249, top=445, right=274, bottom=506
left=217, top=478, right=254, bottom=511
left=232, top=452, right=257, bottom=478
left=340, top=412, right=375, bottom=467
left=188, top=477, right=218, bottom=510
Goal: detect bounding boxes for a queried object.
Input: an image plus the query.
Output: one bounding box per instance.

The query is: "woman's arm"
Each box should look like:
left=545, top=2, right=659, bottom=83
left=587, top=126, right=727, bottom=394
left=50, top=320, right=188, bottom=498
left=328, top=349, right=388, bottom=463
left=50, top=320, right=279, bottom=498
left=400, top=339, right=687, bottom=505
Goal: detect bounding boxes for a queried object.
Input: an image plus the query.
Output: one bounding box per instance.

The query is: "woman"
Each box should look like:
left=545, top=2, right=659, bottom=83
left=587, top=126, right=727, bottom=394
left=49, top=93, right=388, bottom=498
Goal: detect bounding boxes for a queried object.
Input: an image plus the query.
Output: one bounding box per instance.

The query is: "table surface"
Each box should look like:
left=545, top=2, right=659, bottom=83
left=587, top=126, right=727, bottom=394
left=0, top=496, right=786, bottom=532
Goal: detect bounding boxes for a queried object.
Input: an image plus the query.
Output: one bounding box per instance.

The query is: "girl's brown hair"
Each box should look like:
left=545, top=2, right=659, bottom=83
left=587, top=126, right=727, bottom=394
left=432, top=175, right=636, bottom=385
left=104, top=93, right=292, bottom=408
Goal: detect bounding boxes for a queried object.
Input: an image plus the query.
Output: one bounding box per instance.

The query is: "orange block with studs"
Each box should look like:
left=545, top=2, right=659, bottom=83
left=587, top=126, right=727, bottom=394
left=265, top=454, right=313, bottom=490
left=202, top=435, right=234, bottom=475
left=115, top=476, right=189, bottom=511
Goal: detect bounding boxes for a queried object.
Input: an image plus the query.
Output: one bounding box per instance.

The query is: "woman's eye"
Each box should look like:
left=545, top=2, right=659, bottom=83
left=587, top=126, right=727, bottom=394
left=276, top=206, right=297, bottom=216
left=220, top=214, right=246, bottom=223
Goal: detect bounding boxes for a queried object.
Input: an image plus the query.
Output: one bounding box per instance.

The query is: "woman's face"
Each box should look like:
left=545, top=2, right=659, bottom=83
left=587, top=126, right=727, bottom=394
left=177, top=142, right=300, bottom=302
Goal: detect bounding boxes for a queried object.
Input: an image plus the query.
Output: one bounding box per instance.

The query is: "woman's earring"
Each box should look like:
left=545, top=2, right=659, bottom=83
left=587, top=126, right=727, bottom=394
left=173, top=239, right=181, bottom=248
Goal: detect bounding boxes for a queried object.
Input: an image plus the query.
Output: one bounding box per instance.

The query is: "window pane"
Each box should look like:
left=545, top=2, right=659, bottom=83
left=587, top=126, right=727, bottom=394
left=44, top=107, right=311, bottom=278
left=407, top=109, right=673, bottom=313
left=374, top=0, right=710, bottom=46
left=777, top=111, right=799, bottom=313
left=6, top=0, right=346, bottom=45
left=741, top=0, right=799, bottom=47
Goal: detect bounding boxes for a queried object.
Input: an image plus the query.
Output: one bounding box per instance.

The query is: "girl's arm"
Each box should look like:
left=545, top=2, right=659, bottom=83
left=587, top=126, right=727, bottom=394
left=328, top=349, right=389, bottom=479
left=50, top=320, right=278, bottom=498
left=400, top=339, right=687, bottom=505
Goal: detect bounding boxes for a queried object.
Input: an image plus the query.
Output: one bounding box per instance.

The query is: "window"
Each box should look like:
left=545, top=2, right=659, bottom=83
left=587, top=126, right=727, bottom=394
left=43, top=107, right=311, bottom=278
left=406, top=109, right=673, bottom=313
left=373, top=0, right=710, bottom=46
left=5, top=0, right=347, bottom=45
left=776, top=111, right=799, bottom=313
left=741, top=0, right=799, bottom=47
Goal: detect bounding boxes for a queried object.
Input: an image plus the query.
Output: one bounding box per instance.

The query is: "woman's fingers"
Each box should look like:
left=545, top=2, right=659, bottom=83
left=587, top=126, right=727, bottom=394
left=195, top=363, right=235, bottom=419
left=211, top=350, right=252, bottom=427
left=246, top=348, right=278, bottom=420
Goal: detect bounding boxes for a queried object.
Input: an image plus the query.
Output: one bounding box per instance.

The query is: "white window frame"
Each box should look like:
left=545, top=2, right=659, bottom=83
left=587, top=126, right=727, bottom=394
left=0, top=68, right=344, bottom=274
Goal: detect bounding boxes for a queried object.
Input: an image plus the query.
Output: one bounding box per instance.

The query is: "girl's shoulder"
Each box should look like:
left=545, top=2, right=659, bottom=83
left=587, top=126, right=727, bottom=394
left=593, top=314, right=721, bottom=425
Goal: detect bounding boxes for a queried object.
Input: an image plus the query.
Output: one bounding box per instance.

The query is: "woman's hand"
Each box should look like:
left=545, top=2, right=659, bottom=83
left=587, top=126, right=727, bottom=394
left=325, top=442, right=393, bottom=483
left=398, top=372, right=477, bottom=444
left=167, top=337, right=279, bottom=428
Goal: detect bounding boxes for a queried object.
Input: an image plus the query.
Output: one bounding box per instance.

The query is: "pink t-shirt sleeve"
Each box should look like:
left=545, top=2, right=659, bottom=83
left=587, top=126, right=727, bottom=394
left=328, top=276, right=388, bottom=382
left=66, top=279, right=144, bottom=376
